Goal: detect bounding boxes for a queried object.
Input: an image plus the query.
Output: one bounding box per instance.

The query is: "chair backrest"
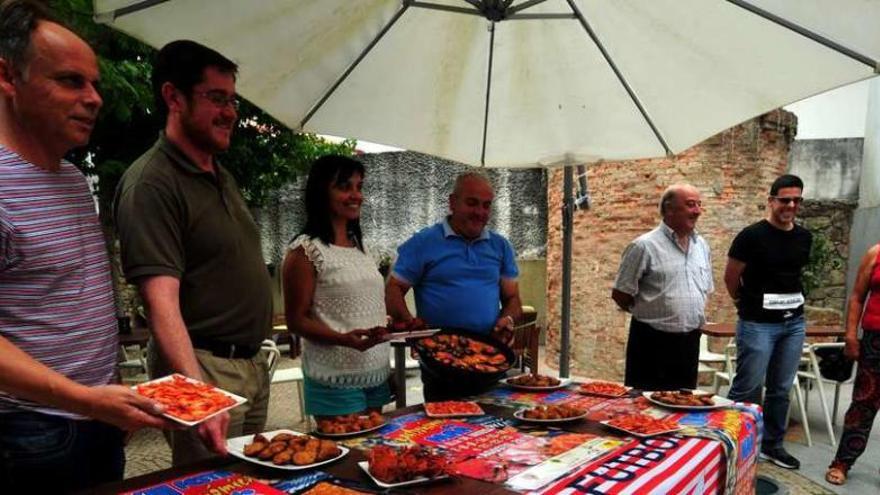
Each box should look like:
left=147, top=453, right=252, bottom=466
left=511, top=306, right=540, bottom=374
left=261, top=339, right=282, bottom=380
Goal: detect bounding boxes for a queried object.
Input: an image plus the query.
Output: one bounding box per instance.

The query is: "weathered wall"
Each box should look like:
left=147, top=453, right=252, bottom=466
left=254, top=151, right=549, bottom=322
left=545, top=110, right=798, bottom=380
left=254, top=151, right=547, bottom=265
left=788, top=138, right=863, bottom=200
left=799, top=200, right=856, bottom=325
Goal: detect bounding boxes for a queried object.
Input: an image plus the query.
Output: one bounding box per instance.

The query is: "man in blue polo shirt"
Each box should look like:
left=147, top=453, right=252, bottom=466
left=386, top=172, right=522, bottom=400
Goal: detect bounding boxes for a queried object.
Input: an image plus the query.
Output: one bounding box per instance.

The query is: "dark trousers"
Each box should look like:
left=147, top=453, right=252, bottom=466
left=833, top=331, right=880, bottom=469
left=624, top=318, right=701, bottom=391
left=0, top=411, right=125, bottom=493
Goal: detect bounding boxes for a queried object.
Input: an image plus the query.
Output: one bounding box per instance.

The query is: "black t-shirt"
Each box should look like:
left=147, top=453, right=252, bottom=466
left=728, top=220, right=812, bottom=323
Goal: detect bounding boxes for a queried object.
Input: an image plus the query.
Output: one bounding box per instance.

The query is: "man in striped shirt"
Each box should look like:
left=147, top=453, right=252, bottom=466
left=0, top=1, right=167, bottom=491
left=611, top=184, right=714, bottom=391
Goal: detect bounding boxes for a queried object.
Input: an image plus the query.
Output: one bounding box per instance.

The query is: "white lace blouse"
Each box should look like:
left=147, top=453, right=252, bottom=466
left=289, top=235, right=390, bottom=388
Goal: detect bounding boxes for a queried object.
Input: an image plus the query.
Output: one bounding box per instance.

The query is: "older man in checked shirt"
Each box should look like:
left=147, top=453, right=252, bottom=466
left=611, top=184, right=714, bottom=391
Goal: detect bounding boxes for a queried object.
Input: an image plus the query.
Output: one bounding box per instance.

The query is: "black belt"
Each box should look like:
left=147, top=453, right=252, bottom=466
left=191, top=337, right=260, bottom=359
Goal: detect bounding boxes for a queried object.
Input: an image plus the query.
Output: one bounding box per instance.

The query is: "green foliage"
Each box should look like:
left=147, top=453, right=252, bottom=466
left=802, top=231, right=843, bottom=296
left=51, top=0, right=354, bottom=215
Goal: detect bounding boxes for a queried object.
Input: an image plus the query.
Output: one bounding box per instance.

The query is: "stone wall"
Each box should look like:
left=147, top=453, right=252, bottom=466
left=254, top=151, right=547, bottom=266
left=253, top=151, right=549, bottom=323
left=545, top=110, right=798, bottom=380
left=799, top=199, right=856, bottom=325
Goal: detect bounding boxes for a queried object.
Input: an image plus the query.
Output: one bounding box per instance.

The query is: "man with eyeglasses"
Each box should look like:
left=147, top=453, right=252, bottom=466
left=612, top=184, right=713, bottom=392
left=724, top=174, right=812, bottom=470
left=114, top=40, right=273, bottom=466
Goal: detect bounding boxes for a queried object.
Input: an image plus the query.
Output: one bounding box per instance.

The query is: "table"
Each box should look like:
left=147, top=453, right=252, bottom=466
left=701, top=322, right=844, bottom=338
left=88, top=386, right=761, bottom=495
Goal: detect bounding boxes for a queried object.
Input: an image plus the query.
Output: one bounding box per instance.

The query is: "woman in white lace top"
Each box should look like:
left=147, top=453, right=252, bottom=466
left=281, top=155, right=390, bottom=418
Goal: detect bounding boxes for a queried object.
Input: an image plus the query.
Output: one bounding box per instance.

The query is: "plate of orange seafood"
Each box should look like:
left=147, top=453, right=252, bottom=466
left=502, top=373, right=571, bottom=391
left=513, top=404, right=588, bottom=423
left=227, top=430, right=348, bottom=470
left=359, top=445, right=449, bottom=488
left=134, top=373, right=246, bottom=426
left=577, top=380, right=631, bottom=398
left=314, top=412, right=387, bottom=437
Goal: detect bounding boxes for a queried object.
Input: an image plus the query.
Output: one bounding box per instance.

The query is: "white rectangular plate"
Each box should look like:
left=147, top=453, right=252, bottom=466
left=133, top=373, right=247, bottom=426
left=576, top=379, right=632, bottom=398
left=358, top=461, right=449, bottom=488
left=502, top=375, right=572, bottom=391
left=227, top=429, right=348, bottom=470
left=642, top=390, right=735, bottom=410
left=424, top=402, right=485, bottom=418
left=600, top=419, right=683, bottom=438
left=383, top=328, right=441, bottom=341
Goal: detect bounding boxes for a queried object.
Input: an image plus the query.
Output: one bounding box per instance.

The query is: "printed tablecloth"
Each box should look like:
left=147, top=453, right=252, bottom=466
left=342, top=386, right=761, bottom=494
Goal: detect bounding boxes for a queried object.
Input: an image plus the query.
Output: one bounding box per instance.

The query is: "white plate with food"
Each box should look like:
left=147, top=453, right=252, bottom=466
left=227, top=429, right=348, bottom=470
left=313, top=421, right=387, bottom=438
left=502, top=374, right=572, bottom=391
left=358, top=461, right=449, bottom=488
left=133, top=373, right=246, bottom=426
left=576, top=380, right=632, bottom=398
left=642, top=390, right=735, bottom=410
left=513, top=406, right=588, bottom=423
left=601, top=415, right=683, bottom=438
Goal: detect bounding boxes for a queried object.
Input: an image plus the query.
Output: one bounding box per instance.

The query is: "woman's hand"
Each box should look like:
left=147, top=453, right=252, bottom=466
left=341, top=329, right=379, bottom=351
left=844, top=337, right=860, bottom=361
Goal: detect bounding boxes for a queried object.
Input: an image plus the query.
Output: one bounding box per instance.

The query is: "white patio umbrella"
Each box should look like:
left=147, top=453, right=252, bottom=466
left=94, top=0, right=879, bottom=374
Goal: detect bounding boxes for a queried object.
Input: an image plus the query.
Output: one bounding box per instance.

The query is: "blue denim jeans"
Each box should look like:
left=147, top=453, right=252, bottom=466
left=727, top=316, right=805, bottom=449
left=0, top=411, right=125, bottom=493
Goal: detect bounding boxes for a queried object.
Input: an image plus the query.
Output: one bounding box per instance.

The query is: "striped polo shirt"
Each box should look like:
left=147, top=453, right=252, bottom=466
left=0, top=146, right=117, bottom=418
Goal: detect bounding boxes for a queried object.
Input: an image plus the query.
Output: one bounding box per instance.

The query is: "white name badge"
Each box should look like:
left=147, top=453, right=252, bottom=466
left=763, top=292, right=805, bottom=310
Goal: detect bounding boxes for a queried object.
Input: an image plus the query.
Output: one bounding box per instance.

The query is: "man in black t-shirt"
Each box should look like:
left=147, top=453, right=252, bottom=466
left=724, top=174, right=812, bottom=470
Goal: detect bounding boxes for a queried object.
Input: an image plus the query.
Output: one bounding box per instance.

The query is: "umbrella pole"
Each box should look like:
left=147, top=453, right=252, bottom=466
left=559, top=165, right=573, bottom=378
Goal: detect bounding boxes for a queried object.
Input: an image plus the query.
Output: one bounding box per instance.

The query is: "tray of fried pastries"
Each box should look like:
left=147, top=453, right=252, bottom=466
left=227, top=430, right=348, bottom=470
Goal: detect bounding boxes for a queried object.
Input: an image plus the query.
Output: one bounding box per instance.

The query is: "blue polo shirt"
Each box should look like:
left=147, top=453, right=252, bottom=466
left=392, top=219, right=519, bottom=334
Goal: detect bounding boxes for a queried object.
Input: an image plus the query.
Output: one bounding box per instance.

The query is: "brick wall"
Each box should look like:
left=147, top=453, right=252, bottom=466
left=545, top=110, right=798, bottom=380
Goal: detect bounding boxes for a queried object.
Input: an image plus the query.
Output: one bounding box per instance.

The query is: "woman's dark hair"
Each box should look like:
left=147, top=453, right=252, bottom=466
left=301, top=155, right=365, bottom=251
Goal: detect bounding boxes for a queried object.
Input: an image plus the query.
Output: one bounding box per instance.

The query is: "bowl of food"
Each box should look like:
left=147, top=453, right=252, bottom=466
left=414, top=330, right=514, bottom=388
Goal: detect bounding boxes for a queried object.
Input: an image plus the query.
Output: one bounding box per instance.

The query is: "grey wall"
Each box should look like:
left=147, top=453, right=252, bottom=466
left=788, top=138, right=863, bottom=200
left=253, top=151, right=548, bottom=266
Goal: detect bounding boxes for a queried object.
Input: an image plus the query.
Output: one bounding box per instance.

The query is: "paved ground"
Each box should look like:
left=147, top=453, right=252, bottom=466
left=124, top=349, right=879, bottom=494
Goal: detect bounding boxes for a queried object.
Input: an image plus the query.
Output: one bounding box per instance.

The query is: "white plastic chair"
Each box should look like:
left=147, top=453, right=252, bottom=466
left=698, top=336, right=727, bottom=391
left=797, top=342, right=857, bottom=446
left=118, top=345, right=149, bottom=384
left=262, top=339, right=306, bottom=422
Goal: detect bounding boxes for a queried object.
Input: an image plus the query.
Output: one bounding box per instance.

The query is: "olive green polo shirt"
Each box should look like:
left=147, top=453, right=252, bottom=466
left=114, top=134, right=272, bottom=346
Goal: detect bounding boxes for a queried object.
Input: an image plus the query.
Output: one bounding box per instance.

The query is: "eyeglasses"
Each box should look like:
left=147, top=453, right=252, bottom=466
left=771, top=196, right=804, bottom=205
left=192, top=90, right=240, bottom=110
